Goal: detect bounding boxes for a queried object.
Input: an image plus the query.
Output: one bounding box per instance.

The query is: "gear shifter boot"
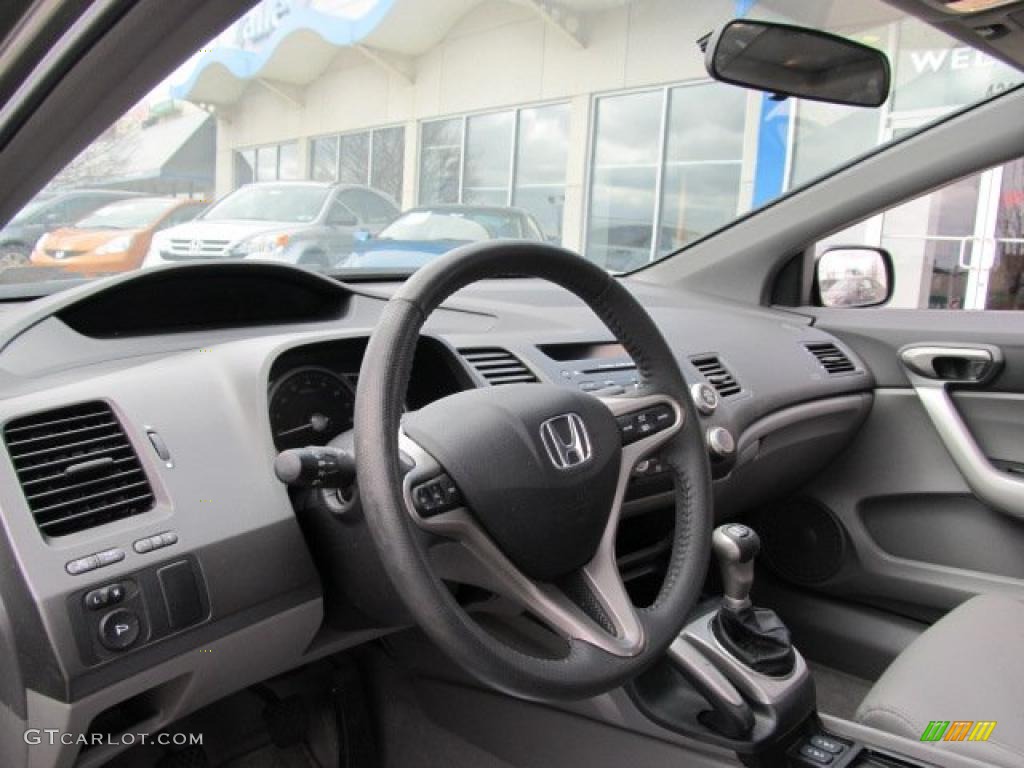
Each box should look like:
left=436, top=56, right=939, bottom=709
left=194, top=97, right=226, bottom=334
left=712, top=605, right=796, bottom=676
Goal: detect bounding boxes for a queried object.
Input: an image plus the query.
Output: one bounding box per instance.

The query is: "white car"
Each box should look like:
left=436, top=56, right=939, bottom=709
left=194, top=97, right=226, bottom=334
left=145, top=181, right=397, bottom=270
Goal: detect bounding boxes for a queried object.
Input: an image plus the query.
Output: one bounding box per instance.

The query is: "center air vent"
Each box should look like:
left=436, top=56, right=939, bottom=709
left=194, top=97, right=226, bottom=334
left=691, top=355, right=741, bottom=398
left=4, top=402, right=155, bottom=537
left=460, top=348, right=538, bottom=386
left=805, top=342, right=856, bottom=375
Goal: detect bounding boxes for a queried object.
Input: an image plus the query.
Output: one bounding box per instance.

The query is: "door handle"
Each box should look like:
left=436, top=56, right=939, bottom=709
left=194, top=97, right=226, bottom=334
left=898, top=344, right=1024, bottom=519
left=899, top=345, right=998, bottom=383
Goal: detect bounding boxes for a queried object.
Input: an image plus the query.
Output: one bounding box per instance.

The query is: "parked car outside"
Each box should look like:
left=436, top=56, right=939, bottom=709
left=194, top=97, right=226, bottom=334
left=29, top=197, right=206, bottom=275
left=0, top=189, right=140, bottom=266
left=144, top=182, right=398, bottom=270
left=342, top=205, right=546, bottom=271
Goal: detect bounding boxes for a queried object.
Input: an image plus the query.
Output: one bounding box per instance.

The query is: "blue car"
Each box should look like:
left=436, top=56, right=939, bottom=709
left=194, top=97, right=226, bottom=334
left=342, top=205, right=547, bottom=270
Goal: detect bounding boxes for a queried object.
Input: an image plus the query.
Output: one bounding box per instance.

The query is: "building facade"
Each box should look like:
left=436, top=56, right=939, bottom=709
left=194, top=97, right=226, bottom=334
left=173, top=0, right=1023, bottom=306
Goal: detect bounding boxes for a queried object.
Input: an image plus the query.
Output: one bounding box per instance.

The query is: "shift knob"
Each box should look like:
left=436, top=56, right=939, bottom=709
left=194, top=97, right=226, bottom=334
left=712, top=524, right=760, bottom=612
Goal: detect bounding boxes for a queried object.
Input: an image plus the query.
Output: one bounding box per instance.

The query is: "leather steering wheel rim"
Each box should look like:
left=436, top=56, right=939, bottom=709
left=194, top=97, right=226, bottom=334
left=354, top=241, right=713, bottom=700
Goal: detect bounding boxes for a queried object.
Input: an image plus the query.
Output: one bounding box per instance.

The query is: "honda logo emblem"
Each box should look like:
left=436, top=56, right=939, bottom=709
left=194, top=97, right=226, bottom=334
left=540, top=413, right=592, bottom=470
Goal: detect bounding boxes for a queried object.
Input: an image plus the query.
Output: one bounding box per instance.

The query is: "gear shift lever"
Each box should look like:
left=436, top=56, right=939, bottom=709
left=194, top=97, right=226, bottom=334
left=712, top=524, right=760, bottom=612
left=711, top=524, right=796, bottom=676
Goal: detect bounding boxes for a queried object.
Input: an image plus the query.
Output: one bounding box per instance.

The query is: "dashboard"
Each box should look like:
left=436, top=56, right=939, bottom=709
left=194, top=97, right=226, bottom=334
left=0, top=263, right=873, bottom=768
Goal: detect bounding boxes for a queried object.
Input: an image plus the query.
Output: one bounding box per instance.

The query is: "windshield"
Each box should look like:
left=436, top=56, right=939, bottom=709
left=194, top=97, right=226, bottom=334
left=76, top=198, right=179, bottom=230
left=380, top=210, right=529, bottom=241
left=202, top=185, right=329, bottom=223
left=9, top=200, right=46, bottom=225
left=3, top=0, right=1021, bottom=282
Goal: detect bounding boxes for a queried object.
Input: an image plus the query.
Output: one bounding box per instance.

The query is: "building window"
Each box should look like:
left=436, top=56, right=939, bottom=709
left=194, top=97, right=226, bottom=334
left=234, top=141, right=299, bottom=187
left=419, top=118, right=464, bottom=206
left=514, top=105, right=570, bottom=242
left=235, top=149, right=256, bottom=187
left=463, top=112, right=514, bottom=206
left=310, top=136, right=339, bottom=182
left=418, top=103, right=570, bottom=241
left=309, top=126, right=405, bottom=204
left=586, top=83, right=747, bottom=271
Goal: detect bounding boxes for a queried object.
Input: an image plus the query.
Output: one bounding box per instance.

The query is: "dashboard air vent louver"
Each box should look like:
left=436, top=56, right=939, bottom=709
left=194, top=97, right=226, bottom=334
left=4, top=402, right=155, bottom=537
left=460, top=348, right=538, bottom=386
left=691, top=355, right=742, bottom=398
left=805, top=342, right=856, bottom=375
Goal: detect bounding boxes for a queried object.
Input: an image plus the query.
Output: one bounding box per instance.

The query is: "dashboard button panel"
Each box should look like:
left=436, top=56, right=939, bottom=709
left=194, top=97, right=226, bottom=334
left=133, top=530, right=178, bottom=554
left=66, top=548, right=124, bottom=575
left=98, top=609, right=141, bottom=651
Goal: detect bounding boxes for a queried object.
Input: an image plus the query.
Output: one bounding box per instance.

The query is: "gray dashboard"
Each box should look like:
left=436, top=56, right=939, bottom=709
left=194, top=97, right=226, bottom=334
left=0, top=263, right=872, bottom=768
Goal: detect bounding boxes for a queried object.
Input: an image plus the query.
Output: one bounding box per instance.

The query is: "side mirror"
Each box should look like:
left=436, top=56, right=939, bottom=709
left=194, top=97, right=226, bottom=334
left=353, top=228, right=372, bottom=243
left=815, top=247, right=894, bottom=308
left=701, top=19, right=891, bottom=108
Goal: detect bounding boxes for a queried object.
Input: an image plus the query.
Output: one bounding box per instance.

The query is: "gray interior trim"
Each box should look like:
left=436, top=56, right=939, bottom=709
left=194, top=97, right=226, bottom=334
left=821, top=713, right=998, bottom=768
left=899, top=346, right=1024, bottom=520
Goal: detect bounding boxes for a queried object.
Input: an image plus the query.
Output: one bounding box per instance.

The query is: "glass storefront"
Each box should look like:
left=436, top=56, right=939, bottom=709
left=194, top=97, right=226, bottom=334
left=586, top=83, right=748, bottom=272
left=309, top=126, right=405, bottom=203
left=418, top=104, right=570, bottom=241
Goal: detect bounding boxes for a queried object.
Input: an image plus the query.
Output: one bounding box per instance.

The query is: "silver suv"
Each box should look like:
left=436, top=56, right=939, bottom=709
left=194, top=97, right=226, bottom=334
left=145, top=182, right=398, bottom=270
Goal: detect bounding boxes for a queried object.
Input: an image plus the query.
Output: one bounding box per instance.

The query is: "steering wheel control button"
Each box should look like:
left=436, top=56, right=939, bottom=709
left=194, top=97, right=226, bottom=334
left=133, top=530, right=178, bottom=554
left=618, top=405, right=675, bottom=445
left=98, top=609, right=141, bottom=651
left=707, top=426, right=736, bottom=458
left=691, top=382, right=720, bottom=415
left=414, top=474, right=462, bottom=518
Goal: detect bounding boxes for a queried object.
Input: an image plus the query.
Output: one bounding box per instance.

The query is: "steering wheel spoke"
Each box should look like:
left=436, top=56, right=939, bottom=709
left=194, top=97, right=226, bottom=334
left=399, top=429, right=647, bottom=656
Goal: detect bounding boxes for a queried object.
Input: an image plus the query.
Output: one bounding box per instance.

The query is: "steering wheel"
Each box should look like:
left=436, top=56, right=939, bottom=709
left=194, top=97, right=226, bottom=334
left=354, top=242, right=713, bottom=700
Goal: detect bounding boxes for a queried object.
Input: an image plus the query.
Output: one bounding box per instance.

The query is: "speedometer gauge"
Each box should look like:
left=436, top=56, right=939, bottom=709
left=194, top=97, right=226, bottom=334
left=269, top=367, right=354, bottom=451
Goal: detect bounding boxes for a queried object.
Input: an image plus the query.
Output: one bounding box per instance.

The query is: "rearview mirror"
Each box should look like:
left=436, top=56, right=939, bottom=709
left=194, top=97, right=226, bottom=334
left=701, top=20, right=891, bottom=108
left=816, top=247, right=893, bottom=308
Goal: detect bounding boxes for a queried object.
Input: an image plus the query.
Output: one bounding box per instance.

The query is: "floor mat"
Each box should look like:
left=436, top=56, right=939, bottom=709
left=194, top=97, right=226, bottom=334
left=808, top=661, right=873, bottom=721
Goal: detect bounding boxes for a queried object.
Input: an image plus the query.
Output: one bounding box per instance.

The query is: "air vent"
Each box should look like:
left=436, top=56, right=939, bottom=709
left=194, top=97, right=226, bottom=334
left=691, top=355, right=741, bottom=398
left=4, top=402, right=155, bottom=537
left=460, top=348, right=538, bottom=386
left=805, top=342, right=856, bottom=375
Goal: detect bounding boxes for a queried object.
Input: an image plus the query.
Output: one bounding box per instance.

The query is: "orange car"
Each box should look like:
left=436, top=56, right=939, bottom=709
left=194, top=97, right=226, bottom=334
left=30, top=197, right=206, bottom=274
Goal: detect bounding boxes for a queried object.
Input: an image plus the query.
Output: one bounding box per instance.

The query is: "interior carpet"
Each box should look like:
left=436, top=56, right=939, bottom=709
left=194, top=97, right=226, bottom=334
left=807, top=661, right=873, bottom=721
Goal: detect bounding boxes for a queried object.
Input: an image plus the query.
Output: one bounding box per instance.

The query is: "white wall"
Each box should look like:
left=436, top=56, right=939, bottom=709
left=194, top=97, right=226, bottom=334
left=211, top=0, right=751, bottom=248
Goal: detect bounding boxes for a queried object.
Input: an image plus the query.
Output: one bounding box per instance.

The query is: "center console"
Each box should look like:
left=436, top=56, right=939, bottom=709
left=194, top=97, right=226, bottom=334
left=630, top=525, right=947, bottom=768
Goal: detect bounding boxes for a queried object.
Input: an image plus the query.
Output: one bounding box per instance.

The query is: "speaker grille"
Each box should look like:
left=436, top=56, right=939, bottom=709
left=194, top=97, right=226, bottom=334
left=754, top=499, right=845, bottom=585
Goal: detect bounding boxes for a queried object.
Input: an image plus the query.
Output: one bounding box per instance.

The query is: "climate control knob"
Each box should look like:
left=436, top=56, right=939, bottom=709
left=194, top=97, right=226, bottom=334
left=706, top=426, right=736, bottom=459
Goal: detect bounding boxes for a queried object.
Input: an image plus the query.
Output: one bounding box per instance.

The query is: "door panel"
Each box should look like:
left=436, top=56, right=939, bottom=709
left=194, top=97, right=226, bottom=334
left=786, top=309, right=1024, bottom=622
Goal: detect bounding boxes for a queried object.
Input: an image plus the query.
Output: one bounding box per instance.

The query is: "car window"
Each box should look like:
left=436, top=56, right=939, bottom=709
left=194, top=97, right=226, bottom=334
left=160, top=204, right=205, bottom=229
left=326, top=199, right=358, bottom=226
left=77, top=199, right=179, bottom=229
left=815, top=154, right=1024, bottom=310
left=3, top=0, right=1022, bottom=283
left=336, top=189, right=396, bottom=225
left=202, top=186, right=329, bottom=223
